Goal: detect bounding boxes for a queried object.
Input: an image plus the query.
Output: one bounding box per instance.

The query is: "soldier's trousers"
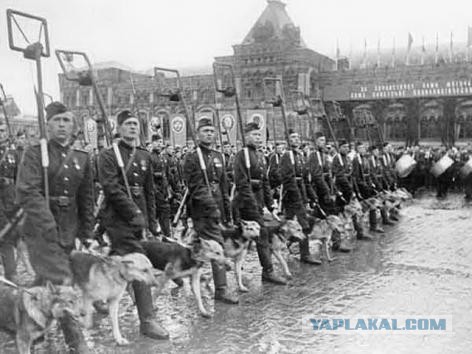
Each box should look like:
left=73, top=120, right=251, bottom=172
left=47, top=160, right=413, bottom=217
left=156, top=200, right=171, bottom=237
left=0, top=228, right=19, bottom=281
left=285, top=207, right=313, bottom=258
left=192, top=217, right=228, bottom=289
left=335, top=177, right=352, bottom=207
left=436, top=172, right=451, bottom=197
left=106, top=224, right=144, bottom=255
left=256, top=225, right=274, bottom=273
left=464, top=173, right=472, bottom=199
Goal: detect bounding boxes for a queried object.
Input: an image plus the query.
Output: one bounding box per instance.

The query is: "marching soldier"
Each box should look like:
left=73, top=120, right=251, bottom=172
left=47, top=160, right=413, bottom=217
left=150, top=134, right=171, bottom=237
left=368, top=145, right=395, bottom=226
left=166, top=144, right=184, bottom=215
left=183, top=117, right=239, bottom=303
left=233, top=122, right=287, bottom=284
left=308, top=132, right=332, bottom=214
left=222, top=141, right=233, bottom=177
left=98, top=110, right=169, bottom=340
left=380, top=142, right=397, bottom=191
left=16, top=102, right=93, bottom=353
left=0, top=121, right=19, bottom=282
left=280, top=130, right=322, bottom=264
left=331, top=139, right=353, bottom=207
left=268, top=142, right=283, bottom=190
left=351, top=141, right=382, bottom=236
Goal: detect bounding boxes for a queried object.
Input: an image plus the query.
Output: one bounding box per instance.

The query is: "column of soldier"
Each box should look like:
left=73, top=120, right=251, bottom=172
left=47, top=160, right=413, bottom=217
left=2, top=97, right=472, bottom=352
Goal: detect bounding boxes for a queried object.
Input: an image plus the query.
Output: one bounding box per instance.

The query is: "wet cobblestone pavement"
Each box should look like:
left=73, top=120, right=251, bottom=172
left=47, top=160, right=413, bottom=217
left=1, top=192, right=471, bottom=353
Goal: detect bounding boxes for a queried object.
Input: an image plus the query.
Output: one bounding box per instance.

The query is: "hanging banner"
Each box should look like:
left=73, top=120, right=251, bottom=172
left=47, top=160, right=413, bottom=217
left=219, top=110, right=237, bottom=146
left=170, top=114, right=186, bottom=147
left=84, top=117, right=98, bottom=149
left=148, top=116, right=161, bottom=140
left=246, top=109, right=267, bottom=144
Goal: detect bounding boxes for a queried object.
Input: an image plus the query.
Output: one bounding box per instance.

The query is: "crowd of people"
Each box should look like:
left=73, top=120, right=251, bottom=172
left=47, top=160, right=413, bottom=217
left=0, top=101, right=471, bottom=353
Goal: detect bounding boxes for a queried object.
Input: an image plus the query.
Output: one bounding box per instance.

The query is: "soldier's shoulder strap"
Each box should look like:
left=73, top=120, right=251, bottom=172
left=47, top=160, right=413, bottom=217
left=136, top=145, right=148, bottom=152
left=72, top=147, right=89, bottom=155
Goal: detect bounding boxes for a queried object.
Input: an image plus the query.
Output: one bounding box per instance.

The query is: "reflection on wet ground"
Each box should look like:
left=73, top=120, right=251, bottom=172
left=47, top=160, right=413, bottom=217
left=1, top=192, right=471, bottom=353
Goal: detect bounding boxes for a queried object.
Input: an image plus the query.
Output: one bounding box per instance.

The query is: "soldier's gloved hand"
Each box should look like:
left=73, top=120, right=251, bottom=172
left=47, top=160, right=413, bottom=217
left=130, top=211, right=145, bottom=228
left=148, top=221, right=160, bottom=237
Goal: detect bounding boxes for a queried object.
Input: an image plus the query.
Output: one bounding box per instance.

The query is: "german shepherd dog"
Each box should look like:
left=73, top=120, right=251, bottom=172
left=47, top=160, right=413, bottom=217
left=0, top=281, right=80, bottom=354
left=142, top=237, right=227, bottom=318
left=307, top=215, right=349, bottom=262
left=220, top=220, right=260, bottom=292
left=70, top=251, right=157, bottom=346
left=266, top=217, right=306, bottom=278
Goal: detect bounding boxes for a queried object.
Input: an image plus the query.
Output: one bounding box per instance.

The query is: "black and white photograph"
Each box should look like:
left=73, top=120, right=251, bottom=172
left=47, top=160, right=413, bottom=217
left=0, top=0, right=471, bottom=352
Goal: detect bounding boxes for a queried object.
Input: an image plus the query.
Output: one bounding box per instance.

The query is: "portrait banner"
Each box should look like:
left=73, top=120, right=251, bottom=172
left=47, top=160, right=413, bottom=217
left=246, top=109, right=267, bottom=144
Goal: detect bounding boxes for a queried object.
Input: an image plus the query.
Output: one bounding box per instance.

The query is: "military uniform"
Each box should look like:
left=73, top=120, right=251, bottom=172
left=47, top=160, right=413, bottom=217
left=380, top=150, right=397, bottom=190
left=98, top=140, right=157, bottom=254
left=308, top=148, right=332, bottom=213
left=280, top=148, right=321, bottom=263
left=0, top=143, right=19, bottom=280
left=267, top=151, right=282, bottom=189
left=351, top=152, right=380, bottom=234
left=17, top=139, right=94, bottom=283
left=368, top=153, right=394, bottom=225
left=183, top=143, right=237, bottom=301
left=150, top=147, right=171, bottom=237
left=233, top=144, right=284, bottom=276
left=99, top=136, right=170, bottom=339
left=332, top=152, right=353, bottom=206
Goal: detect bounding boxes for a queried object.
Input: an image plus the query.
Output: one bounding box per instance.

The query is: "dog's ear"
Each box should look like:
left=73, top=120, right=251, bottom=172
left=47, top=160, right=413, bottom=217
left=199, top=238, right=212, bottom=249
left=45, top=281, right=58, bottom=294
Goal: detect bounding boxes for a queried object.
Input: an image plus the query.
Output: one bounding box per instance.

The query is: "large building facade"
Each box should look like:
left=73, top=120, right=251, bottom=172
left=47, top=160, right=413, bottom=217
left=59, top=0, right=472, bottom=147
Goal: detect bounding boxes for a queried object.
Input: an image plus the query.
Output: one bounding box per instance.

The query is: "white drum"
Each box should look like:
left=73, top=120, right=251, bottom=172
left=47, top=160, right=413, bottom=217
left=430, top=155, right=454, bottom=178
left=460, top=158, right=472, bottom=178
left=395, top=154, right=417, bottom=178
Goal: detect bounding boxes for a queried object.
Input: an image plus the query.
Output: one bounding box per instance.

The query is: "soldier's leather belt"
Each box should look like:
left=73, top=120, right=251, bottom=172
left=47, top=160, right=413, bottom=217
left=295, top=177, right=303, bottom=181
left=50, top=196, right=71, bottom=207
left=250, top=179, right=262, bottom=188
left=153, top=172, right=164, bottom=178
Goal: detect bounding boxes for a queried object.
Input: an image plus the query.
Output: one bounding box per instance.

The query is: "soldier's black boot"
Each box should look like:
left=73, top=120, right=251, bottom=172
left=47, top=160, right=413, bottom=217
left=132, top=281, right=169, bottom=340
left=212, top=261, right=239, bottom=304
left=59, top=311, right=90, bottom=354
left=257, top=228, right=286, bottom=285
left=257, top=243, right=286, bottom=285
left=353, top=215, right=373, bottom=241
left=299, top=237, right=321, bottom=264
left=0, top=244, right=17, bottom=282
left=381, top=208, right=394, bottom=226
left=368, top=210, right=384, bottom=234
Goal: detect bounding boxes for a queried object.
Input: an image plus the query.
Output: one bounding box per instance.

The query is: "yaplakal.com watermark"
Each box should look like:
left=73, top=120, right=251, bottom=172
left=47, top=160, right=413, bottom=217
left=302, top=316, right=452, bottom=334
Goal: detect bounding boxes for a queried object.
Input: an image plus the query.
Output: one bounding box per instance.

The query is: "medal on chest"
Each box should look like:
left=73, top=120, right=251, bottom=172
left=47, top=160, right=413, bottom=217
left=73, top=157, right=81, bottom=170
left=140, top=159, right=147, bottom=171
left=213, top=157, right=222, bottom=168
